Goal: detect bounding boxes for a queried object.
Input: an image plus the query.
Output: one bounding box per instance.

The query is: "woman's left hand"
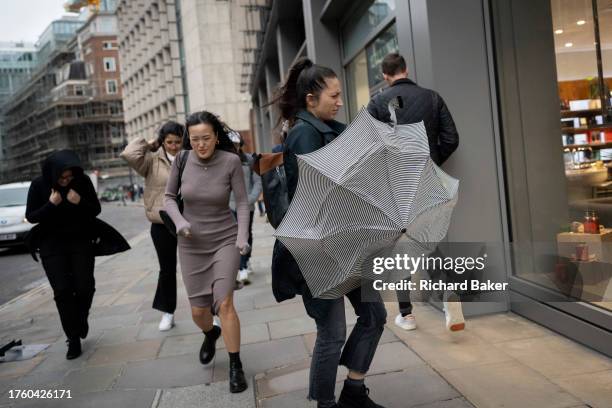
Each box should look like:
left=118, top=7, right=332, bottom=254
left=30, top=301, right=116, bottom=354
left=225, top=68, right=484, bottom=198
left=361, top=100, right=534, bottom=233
left=238, top=242, right=251, bottom=256
left=67, top=189, right=81, bottom=204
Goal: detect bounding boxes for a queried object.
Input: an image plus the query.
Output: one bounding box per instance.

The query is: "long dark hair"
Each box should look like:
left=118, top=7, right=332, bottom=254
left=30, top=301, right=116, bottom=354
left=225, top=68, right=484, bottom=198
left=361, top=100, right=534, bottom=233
left=271, top=57, right=337, bottom=124
left=183, top=111, right=238, bottom=155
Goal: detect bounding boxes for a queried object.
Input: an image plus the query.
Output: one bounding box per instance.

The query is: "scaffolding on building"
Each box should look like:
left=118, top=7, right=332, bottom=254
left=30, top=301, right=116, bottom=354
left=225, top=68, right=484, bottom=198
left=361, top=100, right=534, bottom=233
left=1, top=38, right=127, bottom=183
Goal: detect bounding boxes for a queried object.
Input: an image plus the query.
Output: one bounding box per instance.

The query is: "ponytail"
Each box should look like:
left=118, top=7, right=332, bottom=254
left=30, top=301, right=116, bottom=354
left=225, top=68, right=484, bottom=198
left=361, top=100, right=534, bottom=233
left=271, top=57, right=337, bottom=124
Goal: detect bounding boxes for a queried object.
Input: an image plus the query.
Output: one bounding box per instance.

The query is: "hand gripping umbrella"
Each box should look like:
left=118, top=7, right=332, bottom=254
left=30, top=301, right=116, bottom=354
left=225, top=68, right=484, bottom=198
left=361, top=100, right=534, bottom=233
left=275, top=107, right=459, bottom=299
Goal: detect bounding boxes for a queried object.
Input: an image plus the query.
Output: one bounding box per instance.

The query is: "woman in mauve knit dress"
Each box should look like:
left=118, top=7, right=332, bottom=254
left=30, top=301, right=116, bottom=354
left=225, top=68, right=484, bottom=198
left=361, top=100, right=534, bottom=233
left=164, top=111, right=250, bottom=394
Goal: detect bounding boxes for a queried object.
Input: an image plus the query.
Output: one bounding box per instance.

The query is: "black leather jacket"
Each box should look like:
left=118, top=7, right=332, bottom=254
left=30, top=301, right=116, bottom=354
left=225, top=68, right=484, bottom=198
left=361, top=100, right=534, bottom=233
left=367, top=78, right=459, bottom=166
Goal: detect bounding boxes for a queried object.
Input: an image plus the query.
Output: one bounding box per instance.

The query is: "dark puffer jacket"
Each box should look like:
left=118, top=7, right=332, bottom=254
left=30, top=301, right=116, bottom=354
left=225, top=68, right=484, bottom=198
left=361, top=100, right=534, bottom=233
left=367, top=78, right=459, bottom=166
left=26, top=150, right=101, bottom=256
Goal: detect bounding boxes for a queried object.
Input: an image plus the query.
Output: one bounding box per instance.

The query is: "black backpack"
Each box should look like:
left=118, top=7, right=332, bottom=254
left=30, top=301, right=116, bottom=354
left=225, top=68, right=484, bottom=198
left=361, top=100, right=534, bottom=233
left=252, top=151, right=289, bottom=229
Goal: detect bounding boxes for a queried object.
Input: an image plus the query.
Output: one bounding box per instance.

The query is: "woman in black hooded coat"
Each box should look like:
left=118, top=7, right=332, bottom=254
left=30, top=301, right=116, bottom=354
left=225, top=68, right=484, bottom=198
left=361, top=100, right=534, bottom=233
left=26, top=149, right=101, bottom=360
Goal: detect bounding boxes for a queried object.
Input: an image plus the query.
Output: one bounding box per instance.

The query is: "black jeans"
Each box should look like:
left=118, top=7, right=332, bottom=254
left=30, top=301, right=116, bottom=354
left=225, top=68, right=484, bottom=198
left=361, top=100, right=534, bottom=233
left=150, top=223, right=177, bottom=313
left=397, top=290, right=413, bottom=315
left=42, top=250, right=95, bottom=340
left=302, top=288, right=387, bottom=402
left=232, top=210, right=254, bottom=270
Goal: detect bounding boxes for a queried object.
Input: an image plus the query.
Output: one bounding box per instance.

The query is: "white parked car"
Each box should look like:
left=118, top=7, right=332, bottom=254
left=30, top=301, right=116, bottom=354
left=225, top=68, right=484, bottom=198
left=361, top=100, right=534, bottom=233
left=0, top=182, right=33, bottom=248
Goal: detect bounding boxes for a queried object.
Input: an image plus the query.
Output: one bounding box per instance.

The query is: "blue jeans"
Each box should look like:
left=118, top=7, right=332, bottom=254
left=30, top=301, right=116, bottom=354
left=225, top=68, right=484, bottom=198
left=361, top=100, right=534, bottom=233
left=302, top=287, right=387, bottom=402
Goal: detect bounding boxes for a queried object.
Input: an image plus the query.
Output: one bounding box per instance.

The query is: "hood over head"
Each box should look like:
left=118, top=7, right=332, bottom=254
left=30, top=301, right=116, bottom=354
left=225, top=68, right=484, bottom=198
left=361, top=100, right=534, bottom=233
left=42, top=149, right=84, bottom=188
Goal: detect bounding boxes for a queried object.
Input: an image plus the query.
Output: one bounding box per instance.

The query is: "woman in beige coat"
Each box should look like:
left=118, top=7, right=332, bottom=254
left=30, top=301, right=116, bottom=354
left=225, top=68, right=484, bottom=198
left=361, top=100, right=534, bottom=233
left=120, top=121, right=185, bottom=331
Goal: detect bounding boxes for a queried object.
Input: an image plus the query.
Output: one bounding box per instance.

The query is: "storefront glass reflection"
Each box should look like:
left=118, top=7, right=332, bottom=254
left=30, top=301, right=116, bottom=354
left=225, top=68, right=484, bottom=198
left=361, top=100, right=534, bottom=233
left=517, top=0, right=612, bottom=312
left=366, top=24, right=398, bottom=88
left=342, top=0, right=396, bottom=59
left=345, top=24, right=398, bottom=119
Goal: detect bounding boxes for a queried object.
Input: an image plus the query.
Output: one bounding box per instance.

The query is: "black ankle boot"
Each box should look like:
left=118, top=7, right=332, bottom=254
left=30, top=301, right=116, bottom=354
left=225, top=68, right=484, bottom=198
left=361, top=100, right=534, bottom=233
left=199, top=325, right=221, bottom=365
left=66, top=338, right=82, bottom=360
left=338, top=383, right=384, bottom=408
left=229, top=361, right=247, bottom=393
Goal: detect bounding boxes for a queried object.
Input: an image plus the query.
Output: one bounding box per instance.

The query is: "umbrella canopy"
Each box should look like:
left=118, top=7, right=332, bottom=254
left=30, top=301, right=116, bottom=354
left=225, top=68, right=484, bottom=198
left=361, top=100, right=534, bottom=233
left=275, top=108, right=459, bottom=299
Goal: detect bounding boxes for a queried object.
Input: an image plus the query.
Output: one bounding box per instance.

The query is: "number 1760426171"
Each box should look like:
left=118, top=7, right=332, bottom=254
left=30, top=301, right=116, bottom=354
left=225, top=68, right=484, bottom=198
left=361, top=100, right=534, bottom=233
left=8, top=389, right=72, bottom=399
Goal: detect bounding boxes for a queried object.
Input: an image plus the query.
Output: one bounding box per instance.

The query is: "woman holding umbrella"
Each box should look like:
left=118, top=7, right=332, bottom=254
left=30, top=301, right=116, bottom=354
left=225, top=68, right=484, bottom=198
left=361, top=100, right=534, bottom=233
left=274, top=57, right=387, bottom=408
left=25, top=150, right=101, bottom=360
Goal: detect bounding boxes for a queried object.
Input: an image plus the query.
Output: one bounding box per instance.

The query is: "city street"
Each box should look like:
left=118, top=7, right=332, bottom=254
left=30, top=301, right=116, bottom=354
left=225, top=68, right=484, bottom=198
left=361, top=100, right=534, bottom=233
left=1, top=215, right=609, bottom=408
left=0, top=0, right=611, bottom=406
left=0, top=203, right=147, bottom=306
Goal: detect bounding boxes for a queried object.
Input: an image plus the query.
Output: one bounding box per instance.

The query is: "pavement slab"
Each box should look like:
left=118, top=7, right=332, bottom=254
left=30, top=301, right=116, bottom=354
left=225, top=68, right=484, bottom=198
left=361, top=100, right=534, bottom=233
left=115, top=353, right=213, bottom=389
left=155, top=380, right=256, bottom=408
left=86, top=339, right=162, bottom=367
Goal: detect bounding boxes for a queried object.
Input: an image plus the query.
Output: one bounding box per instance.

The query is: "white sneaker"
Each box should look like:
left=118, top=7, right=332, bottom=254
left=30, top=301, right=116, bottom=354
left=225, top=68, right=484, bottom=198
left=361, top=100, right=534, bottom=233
left=443, top=299, right=465, bottom=332
left=158, top=313, right=174, bottom=331
left=213, top=316, right=221, bottom=327
left=237, top=268, right=251, bottom=284
left=394, top=313, right=417, bottom=331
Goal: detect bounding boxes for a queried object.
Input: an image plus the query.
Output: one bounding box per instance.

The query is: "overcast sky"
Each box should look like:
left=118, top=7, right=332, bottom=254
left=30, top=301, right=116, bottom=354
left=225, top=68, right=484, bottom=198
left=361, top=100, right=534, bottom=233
left=0, top=0, right=78, bottom=43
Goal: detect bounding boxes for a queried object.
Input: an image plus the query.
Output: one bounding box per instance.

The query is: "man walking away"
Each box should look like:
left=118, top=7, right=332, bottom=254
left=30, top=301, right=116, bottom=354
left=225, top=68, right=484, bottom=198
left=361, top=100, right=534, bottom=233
left=367, top=52, right=463, bottom=333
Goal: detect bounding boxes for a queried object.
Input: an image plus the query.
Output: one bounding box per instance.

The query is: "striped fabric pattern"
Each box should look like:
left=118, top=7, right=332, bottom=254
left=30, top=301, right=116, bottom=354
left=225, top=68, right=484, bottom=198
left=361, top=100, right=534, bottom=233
left=275, top=108, right=459, bottom=299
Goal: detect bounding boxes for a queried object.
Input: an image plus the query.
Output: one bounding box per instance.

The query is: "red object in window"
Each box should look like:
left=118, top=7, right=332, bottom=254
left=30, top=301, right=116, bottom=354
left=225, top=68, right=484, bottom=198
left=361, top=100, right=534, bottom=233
left=584, top=211, right=599, bottom=234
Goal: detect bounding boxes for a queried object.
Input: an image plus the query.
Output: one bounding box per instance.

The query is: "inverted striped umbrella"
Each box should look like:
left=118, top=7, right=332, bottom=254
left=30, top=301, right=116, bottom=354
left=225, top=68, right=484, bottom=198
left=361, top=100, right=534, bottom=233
left=275, top=108, right=459, bottom=299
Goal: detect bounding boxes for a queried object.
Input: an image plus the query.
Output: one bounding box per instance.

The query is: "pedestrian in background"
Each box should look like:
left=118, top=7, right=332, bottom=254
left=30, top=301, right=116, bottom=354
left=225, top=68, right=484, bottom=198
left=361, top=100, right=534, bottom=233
left=164, top=111, right=250, bottom=394
left=26, top=150, right=101, bottom=360
left=121, top=121, right=185, bottom=331
left=228, top=131, right=262, bottom=284
left=367, top=52, right=462, bottom=332
left=274, top=57, right=387, bottom=408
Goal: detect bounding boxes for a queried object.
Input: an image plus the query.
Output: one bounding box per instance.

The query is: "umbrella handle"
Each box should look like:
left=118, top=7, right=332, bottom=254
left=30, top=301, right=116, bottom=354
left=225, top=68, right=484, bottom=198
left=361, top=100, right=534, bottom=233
left=387, top=96, right=403, bottom=126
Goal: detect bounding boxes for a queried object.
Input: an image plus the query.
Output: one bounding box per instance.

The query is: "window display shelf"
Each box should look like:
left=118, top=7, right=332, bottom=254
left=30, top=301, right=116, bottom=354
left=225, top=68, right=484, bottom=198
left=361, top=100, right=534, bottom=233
left=561, top=108, right=606, bottom=118
left=561, top=124, right=612, bottom=134
left=564, top=142, right=612, bottom=150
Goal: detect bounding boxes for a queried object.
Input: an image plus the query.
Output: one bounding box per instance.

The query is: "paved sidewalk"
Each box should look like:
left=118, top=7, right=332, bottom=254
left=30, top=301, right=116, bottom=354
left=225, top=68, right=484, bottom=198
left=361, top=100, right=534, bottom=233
left=0, top=216, right=610, bottom=408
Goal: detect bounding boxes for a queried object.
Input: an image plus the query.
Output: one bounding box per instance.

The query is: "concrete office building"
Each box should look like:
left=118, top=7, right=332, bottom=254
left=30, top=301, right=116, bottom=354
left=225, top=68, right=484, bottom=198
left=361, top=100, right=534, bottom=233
left=247, top=0, right=612, bottom=357
left=180, top=0, right=252, bottom=134
left=115, top=0, right=187, bottom=141
left=116, top=0, right=253, bottom=144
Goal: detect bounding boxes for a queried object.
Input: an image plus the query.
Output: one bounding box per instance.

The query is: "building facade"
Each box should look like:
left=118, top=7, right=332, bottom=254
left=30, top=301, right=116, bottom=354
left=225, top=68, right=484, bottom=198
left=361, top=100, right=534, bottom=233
left=116, top=0, right=253, bottom=144
left=75, top=9, right=127, bottom=177
left=2, top=11, right=127, bottom=183
left=0, top=42, right=38, bottom=108
left=0, top=42, right=38, bottom=180
left=247, top=0, right=612, bottom=357
left=116, top=0, right=187, bottom=141
left=180, top=0, right=251, bottom=131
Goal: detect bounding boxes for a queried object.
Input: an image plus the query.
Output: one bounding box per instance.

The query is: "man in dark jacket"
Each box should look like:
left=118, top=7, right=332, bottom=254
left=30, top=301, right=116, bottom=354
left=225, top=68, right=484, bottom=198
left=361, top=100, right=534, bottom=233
left=367, top=53, right=464, bottom=333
